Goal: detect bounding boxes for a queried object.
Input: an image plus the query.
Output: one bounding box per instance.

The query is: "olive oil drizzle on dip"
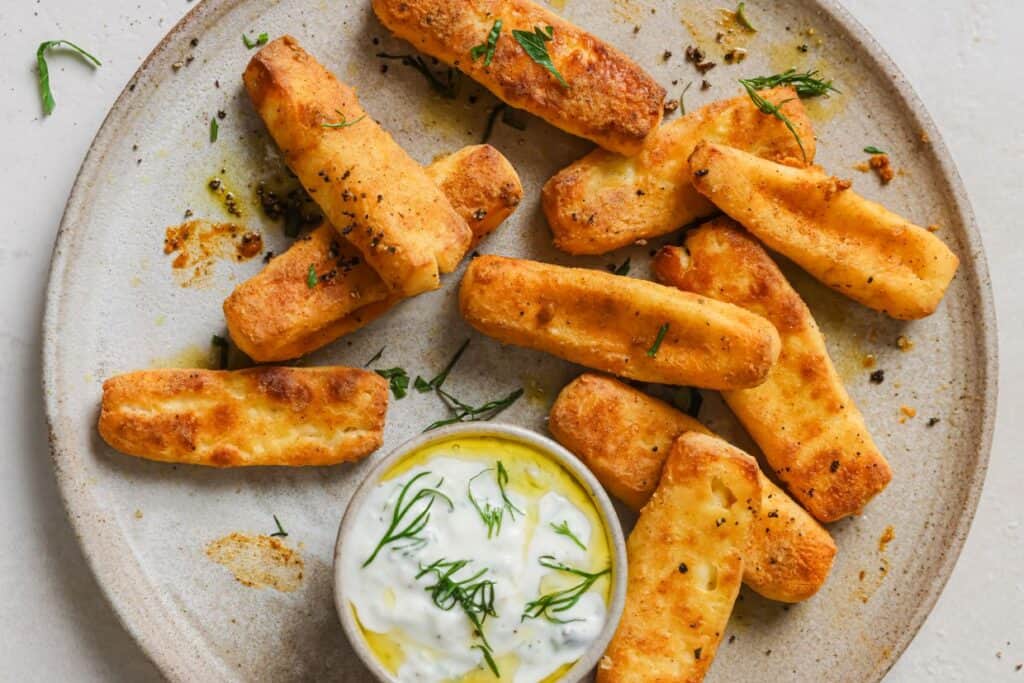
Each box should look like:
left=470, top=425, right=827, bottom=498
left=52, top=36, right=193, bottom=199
left=345, top=436, right=612, bottom=682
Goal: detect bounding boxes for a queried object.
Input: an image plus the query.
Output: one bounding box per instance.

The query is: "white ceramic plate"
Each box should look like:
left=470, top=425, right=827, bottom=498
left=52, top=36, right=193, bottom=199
left=43, top=0, right=997, bottom=681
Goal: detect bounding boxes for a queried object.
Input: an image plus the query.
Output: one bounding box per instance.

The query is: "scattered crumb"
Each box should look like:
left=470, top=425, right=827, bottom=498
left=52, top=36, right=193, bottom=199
left=878, top=525, right=895, bottom=552
left=862, top=354, right=876, bottom=369
left=206, top=533, right=304, bottom=592
left=897, top=335, right=915, bottom=352
left=927, top=223, right=940, bottom=233
left=870, top=369, right=885, bottom=384
left=854, top=161, right=871, bottom=173
left=899, top=405, right=917, bottom=423
left=869, top=154, right=895, bottom=184
left=134, top=509, right=143, bottom=520
left=920, top=131, right=931, bottom=144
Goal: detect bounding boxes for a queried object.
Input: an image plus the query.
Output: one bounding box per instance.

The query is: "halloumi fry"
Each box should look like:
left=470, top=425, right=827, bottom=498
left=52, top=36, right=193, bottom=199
left=459, top=255, right=781, bottom=390
left=549, top=373, right=836, bottom=603
left=688, top=141, right=960, bottom=319
left=224, top=144, right=523, bottom=362
left=598, top=432, right=759, bottom=683
left=98, top=367, right=387, bottom=467
left=244, top=36, right=472, bottom=297
left=655, top=219, right=892, bottom=522
left=543, top=88, right=814, bottom=255
left=372, top=0, right=665, bottom=156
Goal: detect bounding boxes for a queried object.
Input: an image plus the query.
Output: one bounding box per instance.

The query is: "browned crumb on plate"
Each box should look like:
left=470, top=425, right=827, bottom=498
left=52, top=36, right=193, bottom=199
left=206, top=532, right=305, bottom=592
left=164, top=219, right=263, bottom=287
left=868, top=154, right=894, bottom=184
left=878, top=525, right=895, bottom=553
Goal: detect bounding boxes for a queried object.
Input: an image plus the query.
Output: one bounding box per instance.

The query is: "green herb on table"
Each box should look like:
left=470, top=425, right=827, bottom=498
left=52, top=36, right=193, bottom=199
left=424, top=387, right=524, bottom=432
left=512, top=25, right=568, bottom=87
left=211, top=334, right=230, bottom=370
left=864, top=145, right=887, bottom=155
left=376, top=368, right=411, bottom=399
left=735, top=2, right=757, bottom=31
left=306, top=264, right=318, bottom=289
left=364, top=346, right=385, bottom=367
left=321, top=110, right=366, bottom=129
left=416, top=558, right=500, bottom=677
left=376, top=52, right=459, bottom=99
left=36, top=40, right=102, bottom=116
left=646, top=323, right=669, bottom=358
left=363, top=471, right=453, bottom=567
left=242, top=32, right=269, bottom=49
left=270, top=514, right=288, bottom=537
left=522, top=555, right=611, bottom=623
left=468, top=461, right=524, bottom=538
left=414, top=339, right=470, bottom=393
left=209, top=116, right=219, bottom=143
left=470, top=19, right=503, bottom=67
left=550, top=520, right=587, bottom=551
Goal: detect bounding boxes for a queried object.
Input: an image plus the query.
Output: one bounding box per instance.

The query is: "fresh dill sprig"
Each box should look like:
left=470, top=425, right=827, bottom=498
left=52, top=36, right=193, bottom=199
left=468, top=461, right=524, bottom=538
left=363, top=472, right=453, bottom=567
left=646, top=323, right=669, bottom=358
left=522, top=555, right=611, bottom=623
left=321, top=110, right=366, bottom=128
left=470, top=19, right=503, bottom=67
left=36, top=40, right=102, bottom=116
left=740, top=68, right=837, bottom=98
left=424, top=387, right=524, bottom=432
left=416, top=559, right=500, bottom=677
left=738, top=82, right=805, bottom=162
left=550, top=520, right=587, bottom=551
left=376, top=52, right=459, bottom=99
left=864, top=145, right=887, bottom=155
left=209, top=116, right=219, bottom=143
left=414, top=339, right=470, bottom=393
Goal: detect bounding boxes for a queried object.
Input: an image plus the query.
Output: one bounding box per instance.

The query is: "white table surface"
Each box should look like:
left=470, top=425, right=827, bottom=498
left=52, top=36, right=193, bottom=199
left=0, top=0, right=1020, bottom=680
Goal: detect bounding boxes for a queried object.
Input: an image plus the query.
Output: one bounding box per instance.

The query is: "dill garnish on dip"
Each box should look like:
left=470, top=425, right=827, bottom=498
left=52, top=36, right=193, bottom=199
left=343, top=435, right=613, bottom=682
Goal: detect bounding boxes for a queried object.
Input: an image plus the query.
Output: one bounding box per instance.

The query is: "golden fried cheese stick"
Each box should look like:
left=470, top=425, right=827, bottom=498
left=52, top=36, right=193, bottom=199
left=598, top=432, right=759, bottom=683
left=244, top=36, right=472, bottom=297
left=372, top=0, right=665, bottom=156
left=655, top=219, right=893, bottom=522
left=543, top=88, right=814, bottom=255
left=688, top=141, right=960, bottom=319
left=224, top=144, right=523, bottom=362
left=98, top=367, right=387, bottom=467
left=459, top=255, right=781, bottom=390
left=549, top=373, right=836, bottom=603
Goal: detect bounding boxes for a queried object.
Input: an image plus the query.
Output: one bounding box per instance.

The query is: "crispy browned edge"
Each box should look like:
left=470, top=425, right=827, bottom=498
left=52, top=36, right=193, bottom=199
left=542, top=88, right=814, bottom=255
left=98, top=367, right=387, bottom=467
left=549, top=373, right=836, bottom=602
left=372, top=0, right=665, bottom=155
left=654, top=219, right=893, bottom=522
left=597, top=432, right=759, bottom=682
left=223, top=144, right=523, bottom=362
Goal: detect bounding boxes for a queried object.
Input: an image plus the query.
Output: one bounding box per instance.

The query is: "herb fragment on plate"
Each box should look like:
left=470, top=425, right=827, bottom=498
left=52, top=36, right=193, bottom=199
left=735, top=2, right=757, bottom=31
left=209, top=116, right=219, bottom=143
left=364, top=346, right=385, bottom=367
left=679, top=81, right=694, bottom=115
left=468, top=461, right=524, bottom=538
left=424, top=387, right=524, bottom=432
left=306, top=264, right=318, bottom=289
left=363, top=471, right=453, bottom=567
left=646, top=323, right=669, bottom=358
left=470, top=19, right=503, bottom=67
left=414, top=339, right=470, bottom=393
left=376, top=367, right=411, bottom=399
left=738, top=82, right=805, bottom=162
left=416, top=558, right=500, bottom=677
left=270, top=514, right=288, bottom=537
left=36, top=40, right=102, bottom=116
left=864, top=145, right=887, bottom=155
left=550, top=520, right=587, bottom=550
left=376, top=52, right=459, bottom=99
left=211, top=334, right=230, bottom=370
left=740, top=68, right=837, bottom=98
left=321, top=110, right=366, bottom=128
left=609, top=258, right=631, bottom=276
left=522, top=555, right=611, bottom=622
left=512, top=25, right=568, bottom=87
left=672, top=387, right=703, bottom=418
left=242, top=32, right=269, bottom=49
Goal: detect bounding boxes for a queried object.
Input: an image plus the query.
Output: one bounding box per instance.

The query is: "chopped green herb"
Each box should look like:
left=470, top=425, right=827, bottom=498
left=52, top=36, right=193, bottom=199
left=376, top=368, right=411, bottom=399
left=364, top=346, right=385, bottom=367
left=736, top=2, right=757, bottom=31
left=740, top=68, right=837, bottom=98
left=864, top=145, right=887, bottom=155
left=306, top=264, right=318, bottom=289
left=470, top=19, right=503, bottom=67
left=270, top=514, right=288, bottom=537
left=209, top=116, right=219, bottom=143
left=550, top=520, right=587, bottom=550
left=377, top=52, right=459, bottom=99
left=610, top=258, right=631, bottom=276
left=468, top=461, right=524, bottom=538
left=321, top=110, right=366, bottom=128
left=672, top=387, right=703, bottom=418
left=424, top=387, right=524, bottom=432
left=242, top=32, right=269, bottom=49
left=522, top=555, right=611, bottom=622
left=679, top=81, right=694, bottom=115
left=647, top=323, right=669, bottom=357
left=414, top=339, right=470, bottom=393
left=501, top=106, right=529, bottom=131
left=363, top=471, right=453, bottom=567
left=416, top=558, right=500, bottom=676
left=36, top=40, right=102, bottom=116
left=512, top=25, right=568, bottom=87
left=211, top=334, right=230, bottom=370
left=738, top=81, right=806, bottom=162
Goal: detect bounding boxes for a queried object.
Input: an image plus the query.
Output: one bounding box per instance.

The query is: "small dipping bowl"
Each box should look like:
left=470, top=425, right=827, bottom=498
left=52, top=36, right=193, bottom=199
left=334, top=423, right=627, bottom=683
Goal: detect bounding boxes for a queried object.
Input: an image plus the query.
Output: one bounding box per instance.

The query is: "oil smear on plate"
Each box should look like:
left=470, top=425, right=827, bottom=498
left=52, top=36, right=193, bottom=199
left=206, top=532, right=305, bottom=592
left=163, top=219, right=263, bottom=288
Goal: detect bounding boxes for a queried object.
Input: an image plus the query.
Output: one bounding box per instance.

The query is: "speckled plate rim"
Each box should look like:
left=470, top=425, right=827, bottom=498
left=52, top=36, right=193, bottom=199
left=40, top=0, right=998, bottom=681
left=332, top=422, right=629, bottom=683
